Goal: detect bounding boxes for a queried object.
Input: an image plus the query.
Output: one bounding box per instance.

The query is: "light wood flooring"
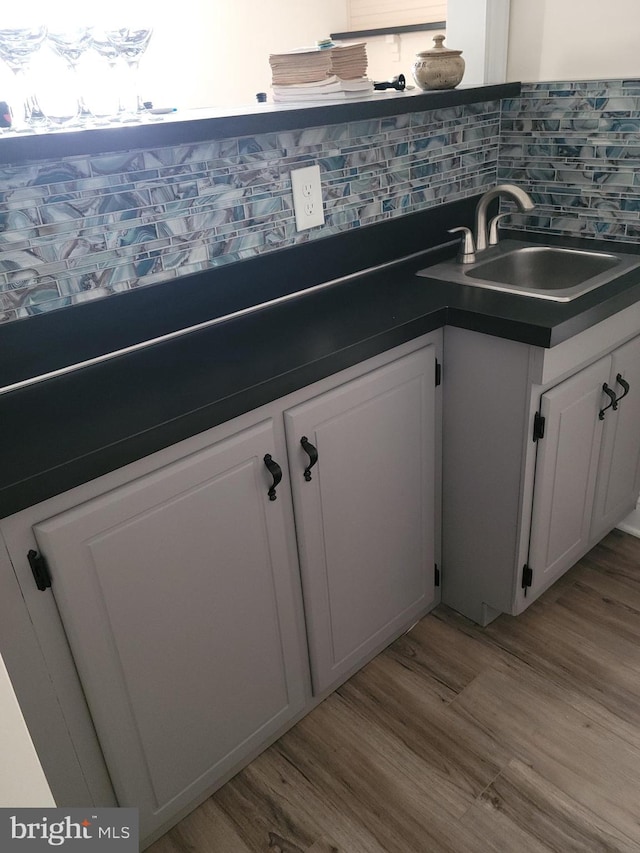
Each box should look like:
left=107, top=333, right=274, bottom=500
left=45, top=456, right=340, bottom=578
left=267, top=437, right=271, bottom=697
left=149, top=529, right=640, bottom=853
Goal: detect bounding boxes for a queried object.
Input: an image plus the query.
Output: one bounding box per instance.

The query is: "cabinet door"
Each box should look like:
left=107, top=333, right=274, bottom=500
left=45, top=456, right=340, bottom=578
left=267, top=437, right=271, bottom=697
left=32, top=419, right=308, bottom=840
left=284, top=346, right=436, bottom=694
left=528, top=356, right=611, bottom=599
left=591, top=335, right=640, bottom=541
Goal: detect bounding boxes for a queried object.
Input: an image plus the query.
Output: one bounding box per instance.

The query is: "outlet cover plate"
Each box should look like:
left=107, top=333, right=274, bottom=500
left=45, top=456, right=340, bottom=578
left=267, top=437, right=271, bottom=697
left=291, top=165, right=324, bottom=231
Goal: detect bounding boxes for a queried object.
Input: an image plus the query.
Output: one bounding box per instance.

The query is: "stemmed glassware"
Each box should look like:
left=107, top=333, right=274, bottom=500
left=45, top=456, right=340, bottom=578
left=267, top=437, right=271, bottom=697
left=0, top=23, right=155, bottom=131
left=0, top=27, right=48, bottom=131
left=103, top=28, right=153, bottom=121
left=91, top=30, right=125, bottom=121
left=47, top=27, right=94, bottom=125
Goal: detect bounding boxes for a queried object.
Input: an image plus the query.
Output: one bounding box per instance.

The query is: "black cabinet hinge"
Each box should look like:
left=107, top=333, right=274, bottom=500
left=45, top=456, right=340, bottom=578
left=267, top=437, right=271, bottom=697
left=434, top=563, right=441, bottom=587
left=435, top=359, right=442, bottom=387
left=522, top=563, right=533, bottom=596
left=533, top=412, right=545, bottom=442
left=27, top=549, right=51, bottom=591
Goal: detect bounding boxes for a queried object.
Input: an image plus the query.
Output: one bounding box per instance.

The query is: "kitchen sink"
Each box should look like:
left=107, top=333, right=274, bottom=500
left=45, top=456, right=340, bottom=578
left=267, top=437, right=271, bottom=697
left=472, top=246, right=619, bottom=289
left=417, top=240, right=640, bottom=301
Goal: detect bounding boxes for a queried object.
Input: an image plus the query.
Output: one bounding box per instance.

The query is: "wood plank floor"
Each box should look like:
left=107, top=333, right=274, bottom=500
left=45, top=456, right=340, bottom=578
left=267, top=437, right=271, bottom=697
left=148, top=529, right=640, bottom=853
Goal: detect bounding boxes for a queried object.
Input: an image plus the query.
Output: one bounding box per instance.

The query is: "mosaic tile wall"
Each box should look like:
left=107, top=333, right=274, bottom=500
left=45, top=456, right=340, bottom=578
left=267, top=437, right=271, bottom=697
left=500, top=79, right=640, bottom=242
left=0, top=100, right=500, bottom=323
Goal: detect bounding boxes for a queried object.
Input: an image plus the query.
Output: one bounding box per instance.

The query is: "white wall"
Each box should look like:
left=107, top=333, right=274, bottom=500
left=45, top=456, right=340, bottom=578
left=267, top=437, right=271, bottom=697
left=446, top=0, right=510, bottom=86
left=142, top=0, right=349, bottom=109
left=507, top=0, right=640, bottom=82
left=0, top=652, right=55, bottom=807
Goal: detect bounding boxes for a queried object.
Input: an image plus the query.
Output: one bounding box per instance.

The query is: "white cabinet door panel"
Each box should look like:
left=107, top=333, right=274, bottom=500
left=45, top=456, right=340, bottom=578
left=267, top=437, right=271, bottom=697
left=285, top=347, right=436, bottom=694
left=33, top=419, right=307, bottom=839
left=528, top=356, right=611, bottom=598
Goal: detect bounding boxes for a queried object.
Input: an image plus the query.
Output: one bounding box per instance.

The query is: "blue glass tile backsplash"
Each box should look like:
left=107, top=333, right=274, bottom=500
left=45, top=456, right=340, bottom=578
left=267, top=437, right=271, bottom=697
left=0, top=101, right=500, bottom=323
left=499, top=80, right=640, bottom=242
left=2, top=79, right=640, bottom=324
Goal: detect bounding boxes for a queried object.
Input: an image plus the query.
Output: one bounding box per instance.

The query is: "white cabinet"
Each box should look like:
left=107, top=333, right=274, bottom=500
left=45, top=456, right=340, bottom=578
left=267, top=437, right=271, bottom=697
left=527, top=335, right=640, bottom=602
left=442, top=308, right=640, bottom=625
left=0, top=334, right=440, bottom=844
left=284, top=347, right=437, bottom=694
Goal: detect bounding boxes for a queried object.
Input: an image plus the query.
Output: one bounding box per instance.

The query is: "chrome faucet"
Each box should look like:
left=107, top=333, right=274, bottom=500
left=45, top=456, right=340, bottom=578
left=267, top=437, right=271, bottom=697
left=473, top=183, right=535, bottom=252
left=448, top=184, right=535, bottom=264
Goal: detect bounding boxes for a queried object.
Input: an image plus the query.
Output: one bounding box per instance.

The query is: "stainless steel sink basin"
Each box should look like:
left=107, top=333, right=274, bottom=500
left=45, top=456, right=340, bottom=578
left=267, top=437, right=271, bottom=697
left=471, top=246, right=619, bottom=289
left=417, top=240, right=640, bottom=301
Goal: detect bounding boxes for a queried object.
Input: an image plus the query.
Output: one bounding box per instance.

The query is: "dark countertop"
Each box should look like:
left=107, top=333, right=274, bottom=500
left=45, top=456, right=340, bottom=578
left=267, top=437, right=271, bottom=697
left=2, top=196, right=640, bottom=519
left=0, top=83, right=520, bottom=166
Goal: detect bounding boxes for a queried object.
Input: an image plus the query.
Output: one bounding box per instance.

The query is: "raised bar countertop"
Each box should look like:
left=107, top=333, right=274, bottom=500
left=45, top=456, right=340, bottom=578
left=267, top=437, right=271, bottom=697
left=0, top=83, right=520, bottom=165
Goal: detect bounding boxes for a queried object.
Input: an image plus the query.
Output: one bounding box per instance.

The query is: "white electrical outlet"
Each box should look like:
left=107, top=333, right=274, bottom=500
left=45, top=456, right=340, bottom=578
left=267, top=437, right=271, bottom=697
left=291, top=165, right=324, bottom=231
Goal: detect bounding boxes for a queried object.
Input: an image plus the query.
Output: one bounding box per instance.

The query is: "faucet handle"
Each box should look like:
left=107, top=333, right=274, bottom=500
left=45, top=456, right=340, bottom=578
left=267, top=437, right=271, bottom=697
left=488, top=213, right=510, bottom=246
left=448, top=227, right=476, bottom=264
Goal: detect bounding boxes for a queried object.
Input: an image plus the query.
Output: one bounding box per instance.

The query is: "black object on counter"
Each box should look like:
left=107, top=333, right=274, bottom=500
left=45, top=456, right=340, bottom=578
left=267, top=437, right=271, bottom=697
left=256, top=92, right=267, bottom=103
left=0, top=101, right=11, bottom=127
left=373, top=74, right=406, bottom=91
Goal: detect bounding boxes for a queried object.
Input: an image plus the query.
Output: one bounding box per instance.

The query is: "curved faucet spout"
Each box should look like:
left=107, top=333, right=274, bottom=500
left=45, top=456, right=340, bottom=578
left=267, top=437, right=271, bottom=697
left=474, top=183, right=535, bottom=253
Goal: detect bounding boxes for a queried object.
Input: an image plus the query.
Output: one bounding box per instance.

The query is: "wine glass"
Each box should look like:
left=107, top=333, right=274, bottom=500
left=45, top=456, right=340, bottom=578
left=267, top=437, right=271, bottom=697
left=91, top=30, right=125, bottom=121
left=0, top=27, right=48, bottom=131
left=103, top=28, right=153, bottom=120
left=47, top=27, right=94, bottom=125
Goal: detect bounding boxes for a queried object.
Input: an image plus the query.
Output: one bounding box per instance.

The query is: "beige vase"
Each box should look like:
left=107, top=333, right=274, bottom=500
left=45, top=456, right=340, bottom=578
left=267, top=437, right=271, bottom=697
left=412, top=34, right=465, bottom=91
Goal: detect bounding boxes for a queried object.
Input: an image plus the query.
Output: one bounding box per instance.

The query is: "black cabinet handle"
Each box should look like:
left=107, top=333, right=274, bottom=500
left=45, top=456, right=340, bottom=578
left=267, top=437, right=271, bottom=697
left=300, top=436, right=318, bottom=481
left=28, top=549, right=52, bottom=591
left=615, top=373, right=630, bottom=403
left=263, top=454, right=282, bottom=501
left=599, top=383, right=618, bottom=420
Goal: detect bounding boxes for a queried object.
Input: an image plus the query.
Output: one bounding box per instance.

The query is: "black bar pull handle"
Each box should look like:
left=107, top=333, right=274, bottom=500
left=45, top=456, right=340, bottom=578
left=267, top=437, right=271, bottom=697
left=599, top=383, right=618, bottom=420
left=615, top=373, right=630, bottom=403
left=263, top=454, right=282, bottom=501
left=300, top=436, right=318, bottom=482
